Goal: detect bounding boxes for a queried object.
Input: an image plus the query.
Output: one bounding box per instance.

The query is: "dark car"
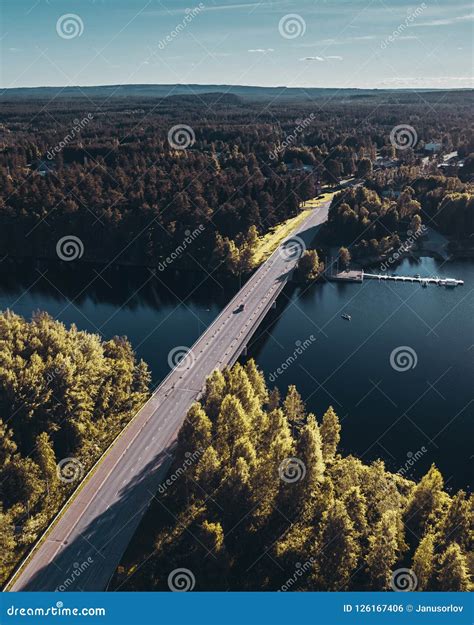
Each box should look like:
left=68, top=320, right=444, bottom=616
left=234, top=303, right=245, bottom=313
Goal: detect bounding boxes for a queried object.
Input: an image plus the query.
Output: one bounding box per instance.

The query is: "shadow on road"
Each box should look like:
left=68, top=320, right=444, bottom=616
left=18, top=442, right=176, bottom=591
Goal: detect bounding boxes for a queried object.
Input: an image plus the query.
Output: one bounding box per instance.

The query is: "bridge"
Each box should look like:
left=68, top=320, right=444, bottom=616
left=6, top=199, right=331, bottom=592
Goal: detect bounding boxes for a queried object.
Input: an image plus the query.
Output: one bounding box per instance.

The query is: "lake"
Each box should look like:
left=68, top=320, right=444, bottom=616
left=1, top=256, right=472, bottom=490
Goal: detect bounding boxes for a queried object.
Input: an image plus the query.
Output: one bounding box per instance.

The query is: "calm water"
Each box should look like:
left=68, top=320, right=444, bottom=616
left=250, top=257, right=473, bottom=491
left=1, top=257, right=472, bottom=490
left=0, top=263, right=230, bottom=387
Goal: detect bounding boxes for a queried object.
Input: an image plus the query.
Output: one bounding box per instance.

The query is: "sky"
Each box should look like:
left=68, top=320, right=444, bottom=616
left=1, top=0, right=473, bottom=90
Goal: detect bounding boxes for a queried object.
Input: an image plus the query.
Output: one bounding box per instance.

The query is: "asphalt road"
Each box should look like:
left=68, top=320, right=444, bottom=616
left=7, top=200, right=330, bottom=592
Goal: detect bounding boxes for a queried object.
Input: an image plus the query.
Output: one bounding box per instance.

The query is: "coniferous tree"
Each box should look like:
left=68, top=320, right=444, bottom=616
left=436, top=543, right=471, bottom=591
left=283, top=385, right=306, bottom=431
left=267, top=387, right=280, bottom=411
left=405, top=464, right=446, bottom=539
left=412, top=532, right=435, bottom=590
left=366, top=510, right=402, bottom=590
left=312, top=500, right=359, bottom=590
left=35, top=432, right=58, bottom=498
left=320, top=406, right=341, bottom=463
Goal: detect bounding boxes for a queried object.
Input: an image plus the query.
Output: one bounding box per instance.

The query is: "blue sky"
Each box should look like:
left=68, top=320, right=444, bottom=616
left=1, top=0, right=473, bottom=89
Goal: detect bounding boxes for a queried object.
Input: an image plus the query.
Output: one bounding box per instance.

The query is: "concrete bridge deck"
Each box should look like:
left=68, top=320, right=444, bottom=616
left=6, top=200, right=331, bottom=592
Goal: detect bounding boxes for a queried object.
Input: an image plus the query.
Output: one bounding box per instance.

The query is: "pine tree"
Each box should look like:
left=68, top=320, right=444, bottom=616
left=267, top=387, right=280, bottom=411
left=203, top=369, right=226, bottom=419
left=405, top=464, right=446, bottom=538
left=0, top=506, right=16, bottom=580
left=225, top=363, right=259, bottom=414
left=288, top=415, right=325, bottom=520
left=177, top=403, right=212, bottom=459
left=412, top=532, right=435, bottom=590
left=1, top=455, right=44, bottom=511
left=251, top=408, right=294, bottom=525
left=297, top=414, right=325, bottom=489
left=313, top=499, right=359, bottom=590
left=436, top=543, right=471, bottom=591
left=193, top=446, right=221, bottom=487
left=283, top=385, right=305, bottom=431
left=0, top=419, right=17, bottom=465
left=320, top=406, right=341, bottom=463
left=132, top=360, right=151, bottom=396
left=215, top=395, right=251, bottom=462
left=343, top=486, right=369, bottom=545
left=244, top=359, right=268, bottom=404
left=366, top=510, right=401, bottom=589
left=35, top=432, right=58, bottom=497
left=437, top=490, right=471, bottom=551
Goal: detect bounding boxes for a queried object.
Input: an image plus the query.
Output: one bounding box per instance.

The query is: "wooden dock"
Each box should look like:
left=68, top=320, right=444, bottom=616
left=364, top=272, right=464, bottom=286
left=328, top=270, right=464, bottom=287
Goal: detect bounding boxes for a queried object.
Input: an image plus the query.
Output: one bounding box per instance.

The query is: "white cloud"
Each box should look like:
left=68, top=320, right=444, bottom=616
left=300, top=55, right=343, bottom=62
left=298, top=35, right=376, bottom=47
left=413, top=12, right=474, bottom=27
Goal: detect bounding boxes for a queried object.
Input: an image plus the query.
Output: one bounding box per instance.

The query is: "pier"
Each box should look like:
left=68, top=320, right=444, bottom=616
left=329, top=269, right=464, bottom=287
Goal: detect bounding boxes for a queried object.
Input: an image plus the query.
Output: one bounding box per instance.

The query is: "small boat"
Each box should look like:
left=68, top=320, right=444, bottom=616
left=341, top=313, right=352, bottom=321
left=414, top=273, right=421, bottom=279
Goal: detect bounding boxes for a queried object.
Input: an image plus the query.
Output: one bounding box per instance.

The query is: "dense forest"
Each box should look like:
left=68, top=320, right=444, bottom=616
left=114, top=360, right=473, bottom=592
left=0, top=311, right=150, bottom=586
left=0, top=92, right=473, bottom=273
left=322, top=174, right=474, bottom=259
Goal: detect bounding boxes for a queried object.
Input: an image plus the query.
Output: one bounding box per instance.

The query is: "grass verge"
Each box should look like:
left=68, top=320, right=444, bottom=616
left=253, top=191, right=336, bottom=266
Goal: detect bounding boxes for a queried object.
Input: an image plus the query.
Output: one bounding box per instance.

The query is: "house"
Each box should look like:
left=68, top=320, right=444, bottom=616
left=29, top=159, right=56, bottom=176
left=424, top=142, right=442, bottom=154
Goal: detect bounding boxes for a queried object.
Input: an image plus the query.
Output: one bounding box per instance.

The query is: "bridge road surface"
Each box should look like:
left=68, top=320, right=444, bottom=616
left=7, top=200, right=330, bottom=592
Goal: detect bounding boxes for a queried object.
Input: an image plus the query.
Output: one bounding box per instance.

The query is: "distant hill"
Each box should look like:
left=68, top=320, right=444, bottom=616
left=1, top=83, right=472, bottom=104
